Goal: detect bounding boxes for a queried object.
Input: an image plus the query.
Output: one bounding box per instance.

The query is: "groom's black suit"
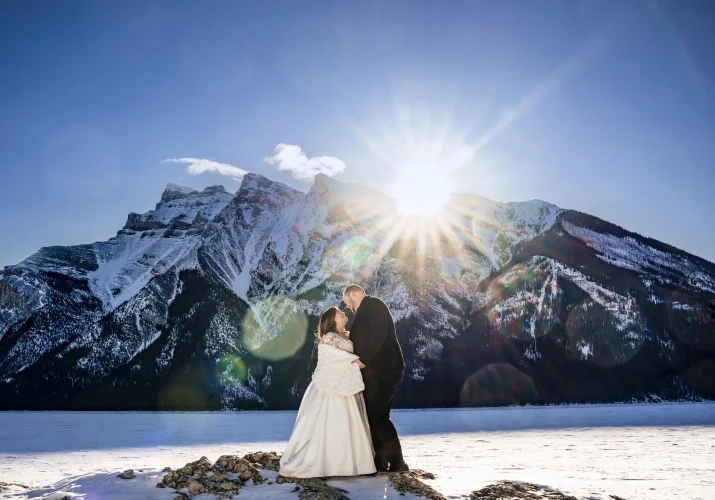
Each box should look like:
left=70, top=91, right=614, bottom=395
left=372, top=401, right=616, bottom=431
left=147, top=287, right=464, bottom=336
left=349, top=295, right=407, bottom=471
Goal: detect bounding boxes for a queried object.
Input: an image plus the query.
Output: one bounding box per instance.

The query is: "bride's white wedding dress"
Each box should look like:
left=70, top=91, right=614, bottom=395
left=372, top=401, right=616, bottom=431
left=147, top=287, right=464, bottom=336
left=279, top=332, right=376, bottom=478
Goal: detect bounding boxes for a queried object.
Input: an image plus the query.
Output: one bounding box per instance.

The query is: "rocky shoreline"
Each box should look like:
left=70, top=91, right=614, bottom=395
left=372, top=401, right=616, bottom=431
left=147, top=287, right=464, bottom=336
left=145, top=452, right=626, bottom=500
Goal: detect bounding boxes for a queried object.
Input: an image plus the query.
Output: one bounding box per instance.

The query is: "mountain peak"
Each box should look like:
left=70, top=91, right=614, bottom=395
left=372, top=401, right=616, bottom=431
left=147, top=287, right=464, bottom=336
left=309, top=174, right=394, bottom=210
left=313, top=173, right=351, bottom=192
left=161, top=183, right=198, bottom=203
left=239, top=173, right=302, bottom=196
left=313, top=172, right=334, bottom=183
left=164, top=183, right=196, bottom=194
left=202, top=185, right=229, bottom=195
left=239, top=172, right=270, bottom=188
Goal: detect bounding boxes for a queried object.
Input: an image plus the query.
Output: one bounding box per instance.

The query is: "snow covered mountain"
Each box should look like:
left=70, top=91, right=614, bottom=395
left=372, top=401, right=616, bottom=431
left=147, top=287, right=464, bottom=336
left=1, top=174, right=713, bottom=409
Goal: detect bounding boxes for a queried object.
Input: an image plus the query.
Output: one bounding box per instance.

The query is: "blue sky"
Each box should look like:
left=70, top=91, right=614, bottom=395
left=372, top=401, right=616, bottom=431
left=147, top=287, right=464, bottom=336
left=1, top=0, right=714, bottom=268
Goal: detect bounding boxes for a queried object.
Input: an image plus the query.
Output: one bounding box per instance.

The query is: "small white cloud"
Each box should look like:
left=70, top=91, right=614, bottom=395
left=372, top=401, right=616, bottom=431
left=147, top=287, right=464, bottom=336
left=264, top=144, right=346, bottom=181
left=163, top=158, right=248, bottom=182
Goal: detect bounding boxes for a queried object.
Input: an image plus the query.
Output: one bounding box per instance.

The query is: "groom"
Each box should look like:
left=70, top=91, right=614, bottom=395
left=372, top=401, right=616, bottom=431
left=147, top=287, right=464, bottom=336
left=341, top=284, right=409, bottom=472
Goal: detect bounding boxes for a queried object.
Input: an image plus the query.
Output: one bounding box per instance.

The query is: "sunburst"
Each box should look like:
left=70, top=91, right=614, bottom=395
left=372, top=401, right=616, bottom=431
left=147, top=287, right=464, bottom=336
left=389, top=164, right=454, bottom=217
left=340, top=106, right=500, bottom=283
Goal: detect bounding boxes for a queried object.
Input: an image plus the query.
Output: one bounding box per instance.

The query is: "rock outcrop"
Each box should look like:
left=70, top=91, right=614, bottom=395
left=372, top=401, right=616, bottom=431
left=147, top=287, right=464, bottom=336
left=0, top=481, right=29, bottom=490
left=160, top=455, right=263, bottom=499
left=117, top=469, right=136, bottom=479
left=387, top=469, right=445, bottom=499
left=470, top=482, right=579, bottom=499
left=158, top=452, right=627, bottom=499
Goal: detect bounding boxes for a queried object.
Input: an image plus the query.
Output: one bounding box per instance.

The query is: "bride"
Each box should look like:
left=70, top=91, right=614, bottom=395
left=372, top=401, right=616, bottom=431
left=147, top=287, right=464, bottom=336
left=279, top=306, right=377, bottom=478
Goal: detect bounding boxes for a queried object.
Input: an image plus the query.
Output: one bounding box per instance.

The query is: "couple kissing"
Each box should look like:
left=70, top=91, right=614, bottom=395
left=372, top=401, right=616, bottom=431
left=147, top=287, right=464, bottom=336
left=279, top=284, right=409, bottom=478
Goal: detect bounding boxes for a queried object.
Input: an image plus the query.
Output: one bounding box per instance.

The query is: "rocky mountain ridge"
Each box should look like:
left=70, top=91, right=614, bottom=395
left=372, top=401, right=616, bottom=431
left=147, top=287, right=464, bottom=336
left=1, top=173, right=713, bottom=409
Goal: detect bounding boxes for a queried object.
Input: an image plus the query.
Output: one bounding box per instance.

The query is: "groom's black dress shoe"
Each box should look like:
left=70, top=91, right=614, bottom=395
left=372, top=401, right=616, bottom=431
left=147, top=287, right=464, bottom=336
left=389, top=462, right=409, bottom=472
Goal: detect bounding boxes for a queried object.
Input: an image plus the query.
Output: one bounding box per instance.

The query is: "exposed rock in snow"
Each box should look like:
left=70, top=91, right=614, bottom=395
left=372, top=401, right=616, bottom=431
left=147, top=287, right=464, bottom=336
left=469, top=482, right=580, bottom=499
left=152, top=453, right=622, bottom=500
left=117, top=470, right=136, bottom=480
left=388, top=470, right=444, bottom=499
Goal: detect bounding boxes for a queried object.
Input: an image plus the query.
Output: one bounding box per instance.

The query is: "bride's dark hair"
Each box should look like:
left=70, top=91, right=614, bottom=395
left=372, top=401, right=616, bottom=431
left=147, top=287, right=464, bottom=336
left=315, top=306, right=343, bottom=340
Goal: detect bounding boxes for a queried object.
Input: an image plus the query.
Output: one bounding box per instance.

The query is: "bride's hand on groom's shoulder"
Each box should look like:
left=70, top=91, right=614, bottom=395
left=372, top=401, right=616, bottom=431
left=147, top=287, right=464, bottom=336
left=352, top=359, right=366, bottom=369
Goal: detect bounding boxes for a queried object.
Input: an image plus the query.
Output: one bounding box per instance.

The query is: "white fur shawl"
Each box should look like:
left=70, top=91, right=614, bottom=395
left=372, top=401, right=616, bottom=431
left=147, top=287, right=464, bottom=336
left=311, top=343, right=365, bottom=396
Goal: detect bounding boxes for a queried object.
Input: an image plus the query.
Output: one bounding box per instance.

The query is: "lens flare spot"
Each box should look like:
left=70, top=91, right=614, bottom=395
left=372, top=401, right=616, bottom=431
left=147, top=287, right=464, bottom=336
left=216, top=355, right=248, bottom=382
left=157, top=383, right=205, bottom=410
left=460, top=363, right=537, bottom=407
left=241, top=297, right=308, bottom=361
left=341, top=236, right=375, bottom=268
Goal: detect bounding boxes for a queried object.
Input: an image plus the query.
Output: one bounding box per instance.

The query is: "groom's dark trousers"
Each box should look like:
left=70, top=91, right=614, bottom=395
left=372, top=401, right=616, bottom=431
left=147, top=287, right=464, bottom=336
left=361, top=367, right=404, bottom=470
left=350, top=295, right=407, bottom=471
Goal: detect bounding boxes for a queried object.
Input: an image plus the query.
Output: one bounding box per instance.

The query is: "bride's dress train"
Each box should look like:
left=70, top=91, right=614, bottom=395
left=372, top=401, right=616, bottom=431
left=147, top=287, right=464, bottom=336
left=279, top=332, right=376, bottom=478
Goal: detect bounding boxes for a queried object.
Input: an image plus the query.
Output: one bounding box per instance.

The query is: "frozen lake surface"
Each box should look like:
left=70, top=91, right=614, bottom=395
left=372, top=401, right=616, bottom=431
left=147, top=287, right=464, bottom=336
left=1, top=403, right=713, bottom=499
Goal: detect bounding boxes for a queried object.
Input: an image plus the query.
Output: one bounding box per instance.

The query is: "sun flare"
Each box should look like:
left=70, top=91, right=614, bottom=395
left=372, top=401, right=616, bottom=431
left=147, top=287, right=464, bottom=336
left=390, top=165, right=454, bottom=217
left=349, top=107, right=487, bottom=281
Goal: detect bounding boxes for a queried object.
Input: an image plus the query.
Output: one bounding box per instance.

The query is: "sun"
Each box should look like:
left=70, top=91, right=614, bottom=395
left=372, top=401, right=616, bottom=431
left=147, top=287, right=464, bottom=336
left=389, top=165, right=454, bottom=217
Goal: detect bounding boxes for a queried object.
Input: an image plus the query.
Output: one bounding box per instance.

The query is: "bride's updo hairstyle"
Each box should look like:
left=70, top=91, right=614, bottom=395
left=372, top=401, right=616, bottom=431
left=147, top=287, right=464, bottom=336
left=315, top=306, right=340, bottom=340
